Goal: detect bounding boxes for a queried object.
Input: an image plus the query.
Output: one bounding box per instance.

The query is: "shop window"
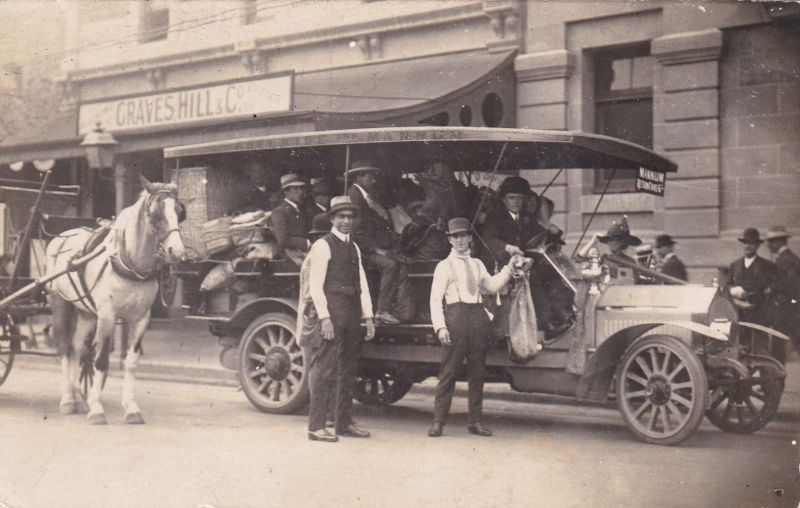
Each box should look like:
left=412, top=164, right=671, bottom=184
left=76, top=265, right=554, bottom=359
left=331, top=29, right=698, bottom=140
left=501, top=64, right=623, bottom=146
left=139, top=2, right=170, bottom=43
left=593, top=45, right=653, bottom=193
left=482, top=93, right=504, bottom=127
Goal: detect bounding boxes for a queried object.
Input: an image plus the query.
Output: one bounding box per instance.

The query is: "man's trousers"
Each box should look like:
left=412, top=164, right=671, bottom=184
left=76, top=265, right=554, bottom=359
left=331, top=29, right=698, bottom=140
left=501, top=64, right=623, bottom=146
left=307, top=295, right=363, bottom=433
left=433, top=302, right=491, bottom=425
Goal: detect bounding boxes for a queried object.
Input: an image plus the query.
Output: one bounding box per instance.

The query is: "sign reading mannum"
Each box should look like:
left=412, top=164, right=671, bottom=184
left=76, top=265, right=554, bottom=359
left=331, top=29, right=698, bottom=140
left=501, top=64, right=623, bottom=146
left=78, top=74, right=292, bottom=135
left=635, top=167, right=666, bottom=196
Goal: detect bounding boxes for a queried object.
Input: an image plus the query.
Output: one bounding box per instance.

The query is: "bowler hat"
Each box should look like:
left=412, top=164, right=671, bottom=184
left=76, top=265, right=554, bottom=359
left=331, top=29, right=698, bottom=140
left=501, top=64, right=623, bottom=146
left=346, top=159, right=381, bottom=177
left=655, top=234, right=676, bottom=248
left=280, top=173, right=307, bottom=190
left=497, top=176, right=531, bottom=197
left=446, top=217, right=472, bottom=236
left=328, top=195, right=360, bottom=217
left=766, top=225, right=790, bottom=241
left=309, top=213, right=331, bottom=236
left=738, top=227, right=763, bottom=244
left=598, top=216, right=642, bottom=247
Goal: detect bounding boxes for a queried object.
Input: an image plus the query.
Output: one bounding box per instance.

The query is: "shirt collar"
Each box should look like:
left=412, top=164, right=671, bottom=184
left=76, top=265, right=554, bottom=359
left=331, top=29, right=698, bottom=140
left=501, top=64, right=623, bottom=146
left=448, top=249, right=471, bottom=260
left=353, top=183, right=370, bottom=200
left=284, top=198, right=300, bottom=212
left=663, top=252, right=676, bottom=261
left=331, top=227, right=349, bottom=242
left=778, top=245, right=789, bottom=255
left=508, top=210, right=519, bottom=221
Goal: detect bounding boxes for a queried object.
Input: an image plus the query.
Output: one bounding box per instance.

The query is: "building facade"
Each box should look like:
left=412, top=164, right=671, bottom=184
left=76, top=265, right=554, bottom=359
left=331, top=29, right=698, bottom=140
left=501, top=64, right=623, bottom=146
left=0, top=0, right=797, bottom=283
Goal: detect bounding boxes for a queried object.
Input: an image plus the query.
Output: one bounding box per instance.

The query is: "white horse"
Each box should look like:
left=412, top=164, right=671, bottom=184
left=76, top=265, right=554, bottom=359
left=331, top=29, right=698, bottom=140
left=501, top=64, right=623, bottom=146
left=45, top=177, right=185, bottom=424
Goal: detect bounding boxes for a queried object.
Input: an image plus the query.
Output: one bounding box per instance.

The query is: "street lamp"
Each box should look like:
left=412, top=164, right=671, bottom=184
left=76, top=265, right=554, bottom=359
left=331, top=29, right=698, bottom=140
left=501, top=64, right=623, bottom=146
left=80, top=122, right=118, bottom=170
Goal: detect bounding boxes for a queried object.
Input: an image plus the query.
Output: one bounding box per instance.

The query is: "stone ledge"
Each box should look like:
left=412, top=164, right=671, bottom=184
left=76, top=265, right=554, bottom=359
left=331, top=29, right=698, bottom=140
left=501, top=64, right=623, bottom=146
left=579, top=193, right=656, bottom=214
left=514, top=50, right=573, bottom=81
left=652, top=29, right=723, bottom=65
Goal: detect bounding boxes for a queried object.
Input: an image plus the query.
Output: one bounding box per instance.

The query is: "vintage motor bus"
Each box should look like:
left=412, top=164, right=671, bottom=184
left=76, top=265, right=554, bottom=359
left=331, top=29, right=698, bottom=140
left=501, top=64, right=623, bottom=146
left=164, top=127, right=788, bottom=446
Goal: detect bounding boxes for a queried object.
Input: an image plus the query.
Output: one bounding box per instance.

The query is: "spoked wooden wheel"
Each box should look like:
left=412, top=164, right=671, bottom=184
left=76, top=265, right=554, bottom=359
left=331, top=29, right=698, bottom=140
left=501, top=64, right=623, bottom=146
left=706, top=362, right=784, bottom=434
left=616, top=335, right=708, bottom=446
left=239, top=313, right=308, bottom=414
left=355, top=370, right=413, bottom=406
left=0, top=339, right=14, bottom=387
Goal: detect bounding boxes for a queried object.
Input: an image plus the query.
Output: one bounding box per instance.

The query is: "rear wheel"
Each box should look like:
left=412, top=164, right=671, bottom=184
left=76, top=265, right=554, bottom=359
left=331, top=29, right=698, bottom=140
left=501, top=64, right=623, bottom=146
left=355, top=370, right=413, bottom=406
left=706, top=361, right=784, bottom=434
left=616, top=335, right=708, bottom=446
left=239, top=313, right=308, bottom=414
left=0, top=339, right=14, bottom=387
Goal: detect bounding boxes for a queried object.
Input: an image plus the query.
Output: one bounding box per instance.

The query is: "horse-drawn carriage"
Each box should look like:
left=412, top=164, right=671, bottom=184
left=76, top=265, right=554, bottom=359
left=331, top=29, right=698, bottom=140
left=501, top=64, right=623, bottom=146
left=165, top=126, right=790, bottom=445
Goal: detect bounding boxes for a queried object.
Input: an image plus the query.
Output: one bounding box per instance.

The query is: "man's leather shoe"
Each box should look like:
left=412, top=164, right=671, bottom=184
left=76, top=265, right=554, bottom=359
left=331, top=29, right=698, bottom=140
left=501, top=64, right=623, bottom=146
left=308, top=429, right=338, bottom=443
left=337, top=423, right=370, bottom=438
left=467, top=423, right=493, bottom=437
left=428, top=422, right=443, bottom=437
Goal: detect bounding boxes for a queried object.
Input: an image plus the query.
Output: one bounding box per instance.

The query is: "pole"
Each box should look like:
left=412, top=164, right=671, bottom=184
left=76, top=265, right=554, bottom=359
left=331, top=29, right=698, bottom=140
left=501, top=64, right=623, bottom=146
left=343, top=145, right=351, bottom=194
left=605, top=253, right=688, bottom=286
left=470, top=142, right=508, bottom=228
left=9, top=170, right=52, bottom=290
left=570, top=169, right=616, bottom=259
left=539, top=168, right=563, bottom=197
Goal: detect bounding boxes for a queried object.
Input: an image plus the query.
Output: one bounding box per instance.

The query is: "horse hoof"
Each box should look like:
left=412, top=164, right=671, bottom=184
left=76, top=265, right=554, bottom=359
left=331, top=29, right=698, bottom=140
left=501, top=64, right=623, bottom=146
left=59, top=402, right=78, bottom=415
left=87, top=412, right=107, bottom=425
left=125, top=412, right=145, bottom=425
left=77, top=400, right=90, bottom=414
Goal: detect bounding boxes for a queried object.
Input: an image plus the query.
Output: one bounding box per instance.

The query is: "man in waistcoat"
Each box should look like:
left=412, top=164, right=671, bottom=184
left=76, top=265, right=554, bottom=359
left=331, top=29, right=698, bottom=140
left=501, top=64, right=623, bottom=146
left=728, top=228, right=776, bottom=325
left=305, top=196, right=375, bottom=442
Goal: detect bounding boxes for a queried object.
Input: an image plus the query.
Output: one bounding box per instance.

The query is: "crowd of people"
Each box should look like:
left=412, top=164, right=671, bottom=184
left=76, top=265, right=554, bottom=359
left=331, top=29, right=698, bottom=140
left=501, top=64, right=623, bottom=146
left=245, top=161, right=798, bottom=442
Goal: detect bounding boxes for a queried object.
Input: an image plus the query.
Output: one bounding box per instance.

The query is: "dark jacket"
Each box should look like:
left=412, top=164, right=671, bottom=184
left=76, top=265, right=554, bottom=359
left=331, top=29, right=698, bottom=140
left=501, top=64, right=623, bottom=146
left=348, top=185, right=395, bottom=254
left=768, top=248, right=800, bottom=332
left=481, top=208, right=545, bottom=265
left=660, top=254, right=688, bottom=282
left=728, top=256, right=776, bottom=325
left=269, top=200, right=309, bottom=252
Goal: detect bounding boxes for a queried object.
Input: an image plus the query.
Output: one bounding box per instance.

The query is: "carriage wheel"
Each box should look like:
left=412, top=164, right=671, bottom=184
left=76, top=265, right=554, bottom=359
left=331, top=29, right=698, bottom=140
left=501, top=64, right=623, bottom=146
left=355, top=370, right=413, bottom=406
left=0, top=339, right=14, bottom=387
left=239, top=313, right=309, bottom=414
left=616, top=335, right=708, bottom=446
left=706, top=362, right=784, bottom=434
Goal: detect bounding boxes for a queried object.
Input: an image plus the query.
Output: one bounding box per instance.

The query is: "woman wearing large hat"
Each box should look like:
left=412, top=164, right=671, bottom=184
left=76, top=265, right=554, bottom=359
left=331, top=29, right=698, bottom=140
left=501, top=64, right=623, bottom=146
left=577, top=216, right=643, bottom=283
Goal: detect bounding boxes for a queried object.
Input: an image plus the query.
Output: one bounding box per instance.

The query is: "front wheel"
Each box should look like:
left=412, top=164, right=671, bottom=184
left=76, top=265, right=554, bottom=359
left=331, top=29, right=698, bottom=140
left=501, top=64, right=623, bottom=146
left=239, top=313, right=308, bottom=414
left=616, top=335, right=708, bottom=446
left=706, top=361, right=784, bottom=434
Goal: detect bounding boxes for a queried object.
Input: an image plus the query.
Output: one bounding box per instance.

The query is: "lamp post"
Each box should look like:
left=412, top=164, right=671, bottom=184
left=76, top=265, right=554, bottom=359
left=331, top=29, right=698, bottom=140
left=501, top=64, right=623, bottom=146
left=80, top=122, right=118, bottom=170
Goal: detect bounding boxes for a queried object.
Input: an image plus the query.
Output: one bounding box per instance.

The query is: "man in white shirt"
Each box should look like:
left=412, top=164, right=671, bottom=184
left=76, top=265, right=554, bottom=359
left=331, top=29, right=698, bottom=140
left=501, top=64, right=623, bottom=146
left=305, top=196, right=375, bottom=442
left=428, top=217, right=515, bottom=438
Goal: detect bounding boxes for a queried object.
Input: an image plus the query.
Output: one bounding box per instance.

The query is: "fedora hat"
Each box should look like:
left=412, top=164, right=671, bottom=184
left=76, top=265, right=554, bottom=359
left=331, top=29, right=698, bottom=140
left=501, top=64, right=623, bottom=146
left=328, top=195, right=360, bottom=217
left=497, top=176, right=532, bottom=197
left=598, top=216, right=642, bottom=247
left=346, top=159, right=381, bottom=177
left=446, top=217, right=472, bottom=236
left=280, top=173, right=307, bottom=190
left=655, top=234, right=676, bottom=248
left=766, top=225, right=790, bottom=241
left=738, top=227, right=763, bottom=244
left=308, top=212, right=332, bottom=236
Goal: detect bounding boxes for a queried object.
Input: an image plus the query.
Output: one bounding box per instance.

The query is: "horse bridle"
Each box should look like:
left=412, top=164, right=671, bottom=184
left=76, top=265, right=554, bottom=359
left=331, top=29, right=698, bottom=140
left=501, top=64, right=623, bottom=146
left=144, top=190, right=183, bottom=252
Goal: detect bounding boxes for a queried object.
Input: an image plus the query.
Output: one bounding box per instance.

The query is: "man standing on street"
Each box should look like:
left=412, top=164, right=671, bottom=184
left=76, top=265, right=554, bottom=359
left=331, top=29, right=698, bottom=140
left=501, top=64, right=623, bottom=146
left=305, top=196, right=375, bottom=442
left=765, top=225, right=800, bottom=351
left=728, top=228, right=776, bottom=326
left=269, top=173, right=310, bottom=256
left=428, top=217, right=515, bottom=438
left=655, top=234, right=687, bottom=282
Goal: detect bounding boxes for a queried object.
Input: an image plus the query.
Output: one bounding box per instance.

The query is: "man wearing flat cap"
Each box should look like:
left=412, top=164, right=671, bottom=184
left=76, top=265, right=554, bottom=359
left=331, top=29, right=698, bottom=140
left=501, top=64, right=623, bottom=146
left=304, top=196, right=375, bottom=442
left=347, top=160, right=408, bottom=325
left=269, top=173, right=310, bottom=255
left=728, top=228, right=776, bottom=326
left=765, top=226, right=800, bottom=349
left=655, top=234, right=687, bottom=282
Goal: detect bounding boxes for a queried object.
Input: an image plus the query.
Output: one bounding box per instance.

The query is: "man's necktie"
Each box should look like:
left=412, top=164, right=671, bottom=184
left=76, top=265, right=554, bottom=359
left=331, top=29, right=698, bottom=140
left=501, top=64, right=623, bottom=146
left=462, top=258, right=478, bottom=297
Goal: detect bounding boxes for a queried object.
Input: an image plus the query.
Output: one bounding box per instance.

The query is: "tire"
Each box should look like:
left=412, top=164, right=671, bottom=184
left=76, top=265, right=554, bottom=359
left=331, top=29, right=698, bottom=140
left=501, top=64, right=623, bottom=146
left=706, top=361, right=784, bottom=434
left=239, top=312, right=309, bottom=414
left=355, top=371, right=413, bottom=406
left=0, top=339, right=14, bottom=387
left=616, top=335, right=708, bottom=446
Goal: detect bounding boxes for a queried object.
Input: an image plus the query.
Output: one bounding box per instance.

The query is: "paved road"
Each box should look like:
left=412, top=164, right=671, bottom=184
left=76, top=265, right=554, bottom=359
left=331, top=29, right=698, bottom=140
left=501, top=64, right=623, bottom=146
left=0, top=364, right=798, bottom=508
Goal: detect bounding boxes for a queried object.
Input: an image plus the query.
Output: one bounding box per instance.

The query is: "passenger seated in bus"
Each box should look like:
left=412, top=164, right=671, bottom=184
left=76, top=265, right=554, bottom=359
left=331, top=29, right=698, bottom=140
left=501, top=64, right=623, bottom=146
left=269, top=173, right=311, bottom=256
left=540, top=227, right=577, bottom=337
left=347, top=160, right=412, bottom=324
left=576, top=216, right=643, bottom=284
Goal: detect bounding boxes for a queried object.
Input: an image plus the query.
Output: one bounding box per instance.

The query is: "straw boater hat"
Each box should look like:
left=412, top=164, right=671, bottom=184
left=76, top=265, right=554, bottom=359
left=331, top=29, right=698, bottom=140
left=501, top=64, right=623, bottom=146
left=738, top=227, right=763, bottom=244
left=765, top=225, right=790, bottom=241
left=328, top=195, right=360, bottom=217
left=280, top=173, right=307, bottom=190
left=308, top=213, right=332, bottom=236
left=598, top=216, right=642, bottom=246
left=446, top=217, right=472, bottom=236
left=655, top=234, right=676, bottom=248
left=346, top=159, right=381, bottom=178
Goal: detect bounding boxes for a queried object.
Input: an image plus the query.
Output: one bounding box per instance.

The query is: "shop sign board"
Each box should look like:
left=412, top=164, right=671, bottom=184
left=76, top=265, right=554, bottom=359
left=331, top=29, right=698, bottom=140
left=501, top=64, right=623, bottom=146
left=635, top=167, right=666, bottom=196
left=78, top=74, right=292, bottom=135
